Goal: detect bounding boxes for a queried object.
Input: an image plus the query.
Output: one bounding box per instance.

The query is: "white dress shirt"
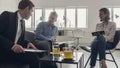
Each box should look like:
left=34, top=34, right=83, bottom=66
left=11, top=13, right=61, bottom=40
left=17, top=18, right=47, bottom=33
left=14, top=12, right=22, bottom=43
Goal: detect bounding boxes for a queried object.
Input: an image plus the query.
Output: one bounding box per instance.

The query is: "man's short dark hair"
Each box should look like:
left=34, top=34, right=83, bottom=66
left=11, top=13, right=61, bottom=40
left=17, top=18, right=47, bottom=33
left=18, top=0, right=34, bottom=10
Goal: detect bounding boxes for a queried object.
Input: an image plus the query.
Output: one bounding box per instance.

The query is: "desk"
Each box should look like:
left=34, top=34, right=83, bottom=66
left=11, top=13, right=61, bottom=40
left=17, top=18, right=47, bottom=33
left=39, top=51, right=84, bottom=68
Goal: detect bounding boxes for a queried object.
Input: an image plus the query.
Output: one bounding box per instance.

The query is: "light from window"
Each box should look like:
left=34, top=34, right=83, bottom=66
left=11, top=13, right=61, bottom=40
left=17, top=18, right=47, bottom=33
left=35, top=9, right=42, bottom=28
left=66, top=8, right=76, bottom=28
left=55, top=8, right=65, bottom=28
left=25, top=17, right=31, bottom=28
left=77, top=8, right=87, bottom=28
left=34, top=8, right=88, bottom=29
left=113, top=8, right=120, bottom=28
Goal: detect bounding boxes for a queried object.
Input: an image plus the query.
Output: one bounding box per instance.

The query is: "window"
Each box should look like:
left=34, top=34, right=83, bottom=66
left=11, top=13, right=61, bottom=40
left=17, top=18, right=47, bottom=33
left=25, top=17, right=31, bottom=28
left=113, top=8, right=120, bottom=28
left=45, top=8, right=54, bottom=21
left=55, top=8, right=65, bottom=28
left=77, top=8, right=87, bottom=28
left=107, top=7, right=120, bottom=28
left=66, top=8, right=76, bottom=28
left=35, top=9, right=42, bottom=28
left=34, top=7, right=87, bottom=29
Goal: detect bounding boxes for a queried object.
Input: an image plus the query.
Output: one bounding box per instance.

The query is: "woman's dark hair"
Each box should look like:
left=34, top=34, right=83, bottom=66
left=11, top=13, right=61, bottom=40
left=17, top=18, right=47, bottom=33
left=18, top=0, right=34, bottom=10
left=99, top=8, right=110, bottom=22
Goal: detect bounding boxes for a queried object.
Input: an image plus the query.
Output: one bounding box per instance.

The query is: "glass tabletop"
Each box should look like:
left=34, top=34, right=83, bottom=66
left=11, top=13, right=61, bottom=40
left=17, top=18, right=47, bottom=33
left=39, top=51, right=83, bottom=64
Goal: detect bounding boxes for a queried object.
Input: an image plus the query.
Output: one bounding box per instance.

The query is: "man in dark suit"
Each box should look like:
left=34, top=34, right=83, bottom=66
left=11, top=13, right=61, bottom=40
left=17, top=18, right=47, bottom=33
left=0, top=0, right=40, bottom=68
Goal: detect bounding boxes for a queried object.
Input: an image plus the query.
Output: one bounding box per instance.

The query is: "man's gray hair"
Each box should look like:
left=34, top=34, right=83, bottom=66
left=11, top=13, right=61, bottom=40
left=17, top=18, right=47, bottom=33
left=50, top=11, right=58, bottom=18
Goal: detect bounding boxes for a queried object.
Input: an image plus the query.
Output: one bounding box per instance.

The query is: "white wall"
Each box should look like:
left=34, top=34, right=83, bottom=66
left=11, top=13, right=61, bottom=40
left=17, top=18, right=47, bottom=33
left=0, top=0, right=18, bottom=14
left=31, top=0, right=120, bottom=44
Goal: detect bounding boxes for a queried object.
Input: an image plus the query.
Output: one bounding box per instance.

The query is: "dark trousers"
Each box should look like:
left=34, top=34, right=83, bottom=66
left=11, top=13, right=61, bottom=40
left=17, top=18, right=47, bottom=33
left=0, top=40, right=54, bottom=68
left=0, top=51, right=40, bottom=68
left=41, top=61, right=57, bottom=68
left=90, top=35, right=113, bottom=66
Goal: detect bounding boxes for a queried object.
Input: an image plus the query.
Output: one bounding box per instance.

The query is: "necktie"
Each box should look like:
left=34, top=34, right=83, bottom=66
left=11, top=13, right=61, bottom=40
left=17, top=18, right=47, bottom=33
left=20, top=19, right=25, bottom=40
left=17, top=20, right=25, bottom=44
left=20, top=19, right=25, bottom=34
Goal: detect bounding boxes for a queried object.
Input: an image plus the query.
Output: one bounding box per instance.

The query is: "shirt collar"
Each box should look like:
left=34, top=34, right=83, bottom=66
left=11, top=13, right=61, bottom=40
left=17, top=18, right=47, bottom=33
left=47, top=22, right=55, bottom=27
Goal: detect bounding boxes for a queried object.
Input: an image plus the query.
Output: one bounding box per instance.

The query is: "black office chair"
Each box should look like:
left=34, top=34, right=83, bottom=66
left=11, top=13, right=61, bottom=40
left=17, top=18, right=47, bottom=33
left=80, top=30, right=120, bottom=68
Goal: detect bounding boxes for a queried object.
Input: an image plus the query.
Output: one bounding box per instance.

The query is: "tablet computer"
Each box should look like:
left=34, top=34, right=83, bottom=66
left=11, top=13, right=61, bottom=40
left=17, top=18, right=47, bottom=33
left=92, top=31, right=105, bottom=36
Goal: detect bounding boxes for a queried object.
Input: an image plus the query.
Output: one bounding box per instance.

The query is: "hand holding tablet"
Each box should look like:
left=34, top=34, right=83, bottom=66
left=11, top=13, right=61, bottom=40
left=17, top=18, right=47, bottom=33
left=92, top=31, right=105, bottom=36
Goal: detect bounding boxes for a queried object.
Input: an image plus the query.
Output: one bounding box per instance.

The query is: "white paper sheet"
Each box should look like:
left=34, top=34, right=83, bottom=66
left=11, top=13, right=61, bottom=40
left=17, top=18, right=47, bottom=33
left=24, top=49, right=46, bottom=53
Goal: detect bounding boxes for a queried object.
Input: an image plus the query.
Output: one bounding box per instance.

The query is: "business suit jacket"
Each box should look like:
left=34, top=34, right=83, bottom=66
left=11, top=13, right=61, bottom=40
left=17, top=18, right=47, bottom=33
left=0, top=11, right=29, bottom=53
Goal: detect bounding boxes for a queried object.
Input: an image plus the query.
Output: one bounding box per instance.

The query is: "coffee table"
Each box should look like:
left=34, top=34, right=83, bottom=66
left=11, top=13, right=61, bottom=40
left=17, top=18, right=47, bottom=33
left=39, top=51, right=84, bottom=68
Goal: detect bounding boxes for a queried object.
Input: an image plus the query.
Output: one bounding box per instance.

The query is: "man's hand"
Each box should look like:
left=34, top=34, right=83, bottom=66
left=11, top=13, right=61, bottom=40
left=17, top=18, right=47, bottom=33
left=27, top=42, right=38, bottom=50
left=12, top=44, right=25, bottom=53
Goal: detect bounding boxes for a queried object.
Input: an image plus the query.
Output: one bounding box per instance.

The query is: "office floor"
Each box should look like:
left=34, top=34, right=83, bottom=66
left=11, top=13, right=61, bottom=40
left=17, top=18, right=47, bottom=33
left=57, top=49, right=120, bottom=68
